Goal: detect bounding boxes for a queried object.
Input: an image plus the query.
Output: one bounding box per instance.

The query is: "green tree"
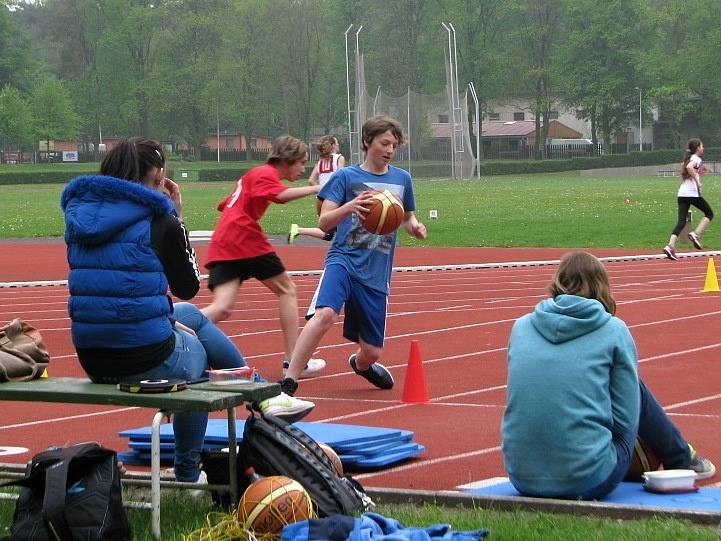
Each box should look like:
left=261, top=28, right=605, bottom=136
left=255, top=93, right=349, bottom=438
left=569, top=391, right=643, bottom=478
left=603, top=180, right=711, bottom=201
left=0, top=84, right=34, bottom=150
left=29, top=76, right=80, bottom=152
left=556, top=0, right=645, bottom=151
left=0, top=4, right=36, bottom=92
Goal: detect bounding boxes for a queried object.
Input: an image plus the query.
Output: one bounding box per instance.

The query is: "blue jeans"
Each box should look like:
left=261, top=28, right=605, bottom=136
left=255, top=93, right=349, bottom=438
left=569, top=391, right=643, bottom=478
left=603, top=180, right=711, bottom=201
left=578, top=379, right=690, bottom=500
left=133, top=302, right=247, bottom=482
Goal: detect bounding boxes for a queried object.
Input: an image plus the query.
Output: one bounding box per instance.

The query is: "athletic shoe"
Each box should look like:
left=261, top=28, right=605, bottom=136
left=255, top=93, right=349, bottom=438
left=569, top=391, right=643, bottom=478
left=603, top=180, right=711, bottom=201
left=688, top=231, right=703, bottom=250
left=282, top=358, right=326, bottom=379
left=288, top=223, right=299, bottom=244
left=688, top=444, right=716, bottom=480
left=258, top=392, right=314, bottom=423
left=349, top=354, right=394, bottom=390
left=663, top=245, right=678, bottom=261
left=188, top=470, right=209, bottom=499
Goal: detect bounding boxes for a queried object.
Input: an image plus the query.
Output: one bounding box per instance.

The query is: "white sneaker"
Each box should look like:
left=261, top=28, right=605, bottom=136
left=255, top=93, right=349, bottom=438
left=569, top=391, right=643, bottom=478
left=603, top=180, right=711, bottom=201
left=282, top=357, right=326, bottom=379
left=188, top=470, right=208, bottom=499
left=258, top=392, right=315, bottom=423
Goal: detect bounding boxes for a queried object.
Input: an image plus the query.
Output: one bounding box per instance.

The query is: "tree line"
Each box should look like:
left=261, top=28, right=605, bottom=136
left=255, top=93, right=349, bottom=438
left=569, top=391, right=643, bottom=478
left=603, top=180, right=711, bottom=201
left=1, top=0, right=720, bottom=158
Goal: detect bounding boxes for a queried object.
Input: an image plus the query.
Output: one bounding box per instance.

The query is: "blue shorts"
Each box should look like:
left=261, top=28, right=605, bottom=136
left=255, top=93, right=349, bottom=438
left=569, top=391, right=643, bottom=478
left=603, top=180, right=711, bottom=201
left=307, top=264, right=387, bottom=347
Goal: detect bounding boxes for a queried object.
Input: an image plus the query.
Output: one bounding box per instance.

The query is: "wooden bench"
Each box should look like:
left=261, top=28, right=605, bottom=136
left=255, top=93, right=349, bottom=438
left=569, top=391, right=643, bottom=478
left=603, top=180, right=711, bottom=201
left=0, top=377, right=279, bottom=539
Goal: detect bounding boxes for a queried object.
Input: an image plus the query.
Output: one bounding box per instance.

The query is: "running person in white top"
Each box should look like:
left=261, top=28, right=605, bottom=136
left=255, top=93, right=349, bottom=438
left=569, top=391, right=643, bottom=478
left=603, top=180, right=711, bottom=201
left=288, top=135, right=345, bottom=243
left=663, top=138, right=713, bottom=260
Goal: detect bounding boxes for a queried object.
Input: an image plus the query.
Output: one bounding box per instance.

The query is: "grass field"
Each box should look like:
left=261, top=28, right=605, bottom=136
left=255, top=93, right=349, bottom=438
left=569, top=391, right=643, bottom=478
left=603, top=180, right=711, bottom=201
left=0, top=171, right=711, bottom=249
left=3, top=492, right=721, bottom=540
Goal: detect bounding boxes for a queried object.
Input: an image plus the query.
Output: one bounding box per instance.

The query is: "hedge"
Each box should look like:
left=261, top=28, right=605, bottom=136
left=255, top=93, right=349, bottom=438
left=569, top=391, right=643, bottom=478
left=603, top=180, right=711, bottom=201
left=0, top=148, right=717, bottom=184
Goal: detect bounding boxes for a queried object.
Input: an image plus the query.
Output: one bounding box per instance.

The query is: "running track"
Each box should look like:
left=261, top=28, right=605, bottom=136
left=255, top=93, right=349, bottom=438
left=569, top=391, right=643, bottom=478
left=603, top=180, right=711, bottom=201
left=1, top=241, right=721, bottom=491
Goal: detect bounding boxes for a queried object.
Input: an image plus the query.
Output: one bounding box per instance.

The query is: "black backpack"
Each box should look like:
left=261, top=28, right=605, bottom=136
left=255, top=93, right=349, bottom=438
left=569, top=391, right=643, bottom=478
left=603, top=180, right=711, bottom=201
left=2, top=442, right=131, bottom=541
left=239, top=407, right=371, bottom=517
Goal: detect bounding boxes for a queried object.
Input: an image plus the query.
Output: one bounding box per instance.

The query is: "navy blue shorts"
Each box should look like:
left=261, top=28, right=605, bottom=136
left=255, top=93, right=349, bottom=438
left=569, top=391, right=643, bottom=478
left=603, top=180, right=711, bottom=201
left=306, top=264, right=387, bottom=347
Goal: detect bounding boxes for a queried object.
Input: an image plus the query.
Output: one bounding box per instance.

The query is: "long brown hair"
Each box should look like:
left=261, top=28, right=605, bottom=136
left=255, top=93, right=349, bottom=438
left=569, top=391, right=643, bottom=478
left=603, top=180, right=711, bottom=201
left=548, top=251, right=616, bottom=314
left=681, top=138, right=702, bottom=180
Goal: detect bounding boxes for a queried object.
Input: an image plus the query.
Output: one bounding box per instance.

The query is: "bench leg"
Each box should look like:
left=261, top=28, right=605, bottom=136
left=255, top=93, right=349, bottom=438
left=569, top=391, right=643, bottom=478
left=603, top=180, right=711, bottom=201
left=151, top=410, right=164, bottom=540
left=227, top=407, right=238, bottom=505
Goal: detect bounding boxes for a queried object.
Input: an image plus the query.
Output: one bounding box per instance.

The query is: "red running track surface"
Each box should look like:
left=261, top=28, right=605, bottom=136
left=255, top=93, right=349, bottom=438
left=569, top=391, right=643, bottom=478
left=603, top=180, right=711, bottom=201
left=1, top=241, right=720, bottom=491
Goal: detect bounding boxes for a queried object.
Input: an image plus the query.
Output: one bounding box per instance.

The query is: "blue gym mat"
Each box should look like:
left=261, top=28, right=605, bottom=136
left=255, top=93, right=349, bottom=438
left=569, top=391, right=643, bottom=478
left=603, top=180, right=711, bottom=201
left=340, top=443, right=426, bottom=468
left=460, top=479, right=721, bottom=511
left=120, top=419, right=410, bottom=450
left=119, top=419, right=423, bottom=469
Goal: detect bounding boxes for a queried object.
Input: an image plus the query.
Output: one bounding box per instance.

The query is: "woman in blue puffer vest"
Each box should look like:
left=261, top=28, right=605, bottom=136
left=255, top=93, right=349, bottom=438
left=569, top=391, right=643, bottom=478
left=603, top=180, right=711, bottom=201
left=60, top=137, right=313, bottom=483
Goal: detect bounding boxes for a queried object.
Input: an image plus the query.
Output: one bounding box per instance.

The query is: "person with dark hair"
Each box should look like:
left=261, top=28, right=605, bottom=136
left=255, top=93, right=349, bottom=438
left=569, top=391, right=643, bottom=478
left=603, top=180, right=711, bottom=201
left=502, top=251, right=715, bottom=500
left=201, top=135, right=327, bottom=394
left=663, top=138, right=714, bottom=260
left=279, top=115, right=427, bottom=398
left=61, top=137, right=312, bottom=488
left=288, top=135, right=345, bottom=243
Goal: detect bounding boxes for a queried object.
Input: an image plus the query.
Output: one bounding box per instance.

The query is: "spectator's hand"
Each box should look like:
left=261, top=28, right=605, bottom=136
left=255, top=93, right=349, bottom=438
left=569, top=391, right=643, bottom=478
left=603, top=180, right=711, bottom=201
left=163, top=178, right=183, bottom=218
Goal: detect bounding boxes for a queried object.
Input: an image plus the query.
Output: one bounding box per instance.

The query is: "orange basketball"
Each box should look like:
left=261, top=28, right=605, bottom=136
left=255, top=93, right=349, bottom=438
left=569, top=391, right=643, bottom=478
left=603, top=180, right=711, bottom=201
left=362, top=190, right=404, bottom=236
left=318, top=442, right=343, bottom=476
left=237, top=476, right=313, bottom=534
left=625, top=437, right=662, bottom=482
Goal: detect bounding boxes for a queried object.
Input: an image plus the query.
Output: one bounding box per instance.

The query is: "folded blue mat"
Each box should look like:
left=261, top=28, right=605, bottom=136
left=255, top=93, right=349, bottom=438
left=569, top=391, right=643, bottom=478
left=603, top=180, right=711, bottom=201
left=340, top=442, right=424, bottom=463
left=119, top=419, right=423, bottom=469
left=341, top=444, right=426, bottom=468
left=120, top=419, right=409, bottom=450
left=461, top=479, right=721, bottom=511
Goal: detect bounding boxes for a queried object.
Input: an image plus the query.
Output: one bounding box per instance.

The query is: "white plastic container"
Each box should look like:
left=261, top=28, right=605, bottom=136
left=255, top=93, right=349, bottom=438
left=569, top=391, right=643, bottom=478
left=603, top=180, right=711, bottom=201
left=643, top=470, right=697, bottom=492
left=208, top=367, right=255, bottom=385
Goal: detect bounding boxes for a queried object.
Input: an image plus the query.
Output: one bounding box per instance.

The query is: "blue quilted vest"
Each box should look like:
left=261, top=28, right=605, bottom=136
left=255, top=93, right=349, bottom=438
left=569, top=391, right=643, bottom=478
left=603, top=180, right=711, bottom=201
left=61, top=175, right=176, bottom=349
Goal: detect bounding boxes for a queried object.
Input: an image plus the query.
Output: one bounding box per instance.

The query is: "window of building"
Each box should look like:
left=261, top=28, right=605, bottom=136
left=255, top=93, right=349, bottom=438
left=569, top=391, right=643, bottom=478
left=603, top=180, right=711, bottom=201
left=438, top=114, right=449, bottom=123
left=225, top=138, right=235, bottom=148
left=549, top=111, right=559, bottom=119
left=488, top=112, right=500, bottom=121
left=513, top=112, right=525, bottom=121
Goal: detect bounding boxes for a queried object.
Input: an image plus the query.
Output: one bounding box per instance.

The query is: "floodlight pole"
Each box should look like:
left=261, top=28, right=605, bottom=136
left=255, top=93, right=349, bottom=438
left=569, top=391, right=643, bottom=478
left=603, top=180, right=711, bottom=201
left=344, top=24, right=354, bottom=162
left=469, top=82, right=480, bottom=179
left=216, top=100, right=220, bottom=163
left=407, top=86, right=411, bottom=174
left=441, top=22, right=456, bottom=179
left=636, top=87, right=643, bottom=152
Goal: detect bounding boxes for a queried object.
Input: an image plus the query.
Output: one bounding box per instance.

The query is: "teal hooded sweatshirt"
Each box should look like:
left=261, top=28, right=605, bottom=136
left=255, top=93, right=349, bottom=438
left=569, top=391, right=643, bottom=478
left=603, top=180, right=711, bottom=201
left=501, top=294, right=639, bottom=497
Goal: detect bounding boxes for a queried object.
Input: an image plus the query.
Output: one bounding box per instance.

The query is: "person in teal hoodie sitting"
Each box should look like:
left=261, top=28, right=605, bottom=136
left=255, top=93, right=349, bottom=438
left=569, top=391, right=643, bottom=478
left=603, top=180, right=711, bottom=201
left=501, top=251, right=715, bottom=500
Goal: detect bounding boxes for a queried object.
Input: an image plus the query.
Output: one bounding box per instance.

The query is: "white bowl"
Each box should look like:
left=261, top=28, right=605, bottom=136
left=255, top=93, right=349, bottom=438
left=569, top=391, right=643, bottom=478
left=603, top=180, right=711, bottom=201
left=643, top=469, right=697, bottom=491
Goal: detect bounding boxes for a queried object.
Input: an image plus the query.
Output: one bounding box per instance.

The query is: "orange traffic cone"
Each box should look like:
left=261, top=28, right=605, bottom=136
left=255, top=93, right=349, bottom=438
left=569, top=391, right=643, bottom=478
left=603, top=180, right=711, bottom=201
left=402, top=340, right=430, bottom=403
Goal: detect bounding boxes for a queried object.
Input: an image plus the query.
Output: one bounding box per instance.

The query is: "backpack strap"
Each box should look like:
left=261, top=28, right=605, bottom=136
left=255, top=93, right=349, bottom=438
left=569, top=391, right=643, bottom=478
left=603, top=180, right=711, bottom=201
left=42, top=443, right=102, bottom=540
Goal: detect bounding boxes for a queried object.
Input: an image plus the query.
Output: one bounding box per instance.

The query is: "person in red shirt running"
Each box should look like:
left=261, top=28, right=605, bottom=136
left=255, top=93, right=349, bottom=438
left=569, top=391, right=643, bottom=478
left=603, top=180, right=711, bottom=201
left=202, top=135, right=326, bottom=381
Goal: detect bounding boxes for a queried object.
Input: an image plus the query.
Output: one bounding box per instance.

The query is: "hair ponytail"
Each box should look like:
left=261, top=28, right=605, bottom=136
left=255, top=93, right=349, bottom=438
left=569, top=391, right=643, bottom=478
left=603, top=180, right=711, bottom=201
left=681, top=138, right=702, bottom=179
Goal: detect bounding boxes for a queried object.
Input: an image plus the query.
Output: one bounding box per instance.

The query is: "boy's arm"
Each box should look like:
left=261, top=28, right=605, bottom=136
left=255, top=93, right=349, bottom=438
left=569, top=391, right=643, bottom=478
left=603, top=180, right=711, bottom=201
left=274, top=184, right=320, bottom=203
left=318, top=192, right=374, bottom=232
left=402, top=211, right=427, bottom=239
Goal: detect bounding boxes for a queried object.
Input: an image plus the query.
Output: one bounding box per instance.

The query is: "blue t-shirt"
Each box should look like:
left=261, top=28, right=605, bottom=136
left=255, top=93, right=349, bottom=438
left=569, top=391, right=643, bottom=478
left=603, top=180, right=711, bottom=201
left=319, top=164, right=415, bottom=294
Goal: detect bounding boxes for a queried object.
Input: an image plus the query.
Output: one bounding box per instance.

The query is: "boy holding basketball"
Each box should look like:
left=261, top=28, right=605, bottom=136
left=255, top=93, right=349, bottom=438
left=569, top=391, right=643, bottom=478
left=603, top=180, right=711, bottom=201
left=280, top=115, right=427, bottom=396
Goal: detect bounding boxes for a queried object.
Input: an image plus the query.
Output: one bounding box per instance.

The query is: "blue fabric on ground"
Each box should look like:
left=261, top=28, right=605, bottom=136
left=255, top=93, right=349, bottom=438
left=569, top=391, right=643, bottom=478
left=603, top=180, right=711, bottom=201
left=280, top=512, right=489, bottom=541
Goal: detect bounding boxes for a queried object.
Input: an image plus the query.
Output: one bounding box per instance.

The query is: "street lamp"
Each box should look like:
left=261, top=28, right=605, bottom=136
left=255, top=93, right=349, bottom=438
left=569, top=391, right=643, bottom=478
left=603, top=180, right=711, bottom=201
left=635, top=87, right=642, bottom=152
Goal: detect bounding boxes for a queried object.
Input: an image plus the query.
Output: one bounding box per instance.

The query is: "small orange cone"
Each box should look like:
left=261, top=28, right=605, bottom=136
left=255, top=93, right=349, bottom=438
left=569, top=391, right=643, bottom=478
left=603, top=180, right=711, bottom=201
left=703, top=257, right=720, bottom=292
left=402, top=340, right=430, bottom=403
